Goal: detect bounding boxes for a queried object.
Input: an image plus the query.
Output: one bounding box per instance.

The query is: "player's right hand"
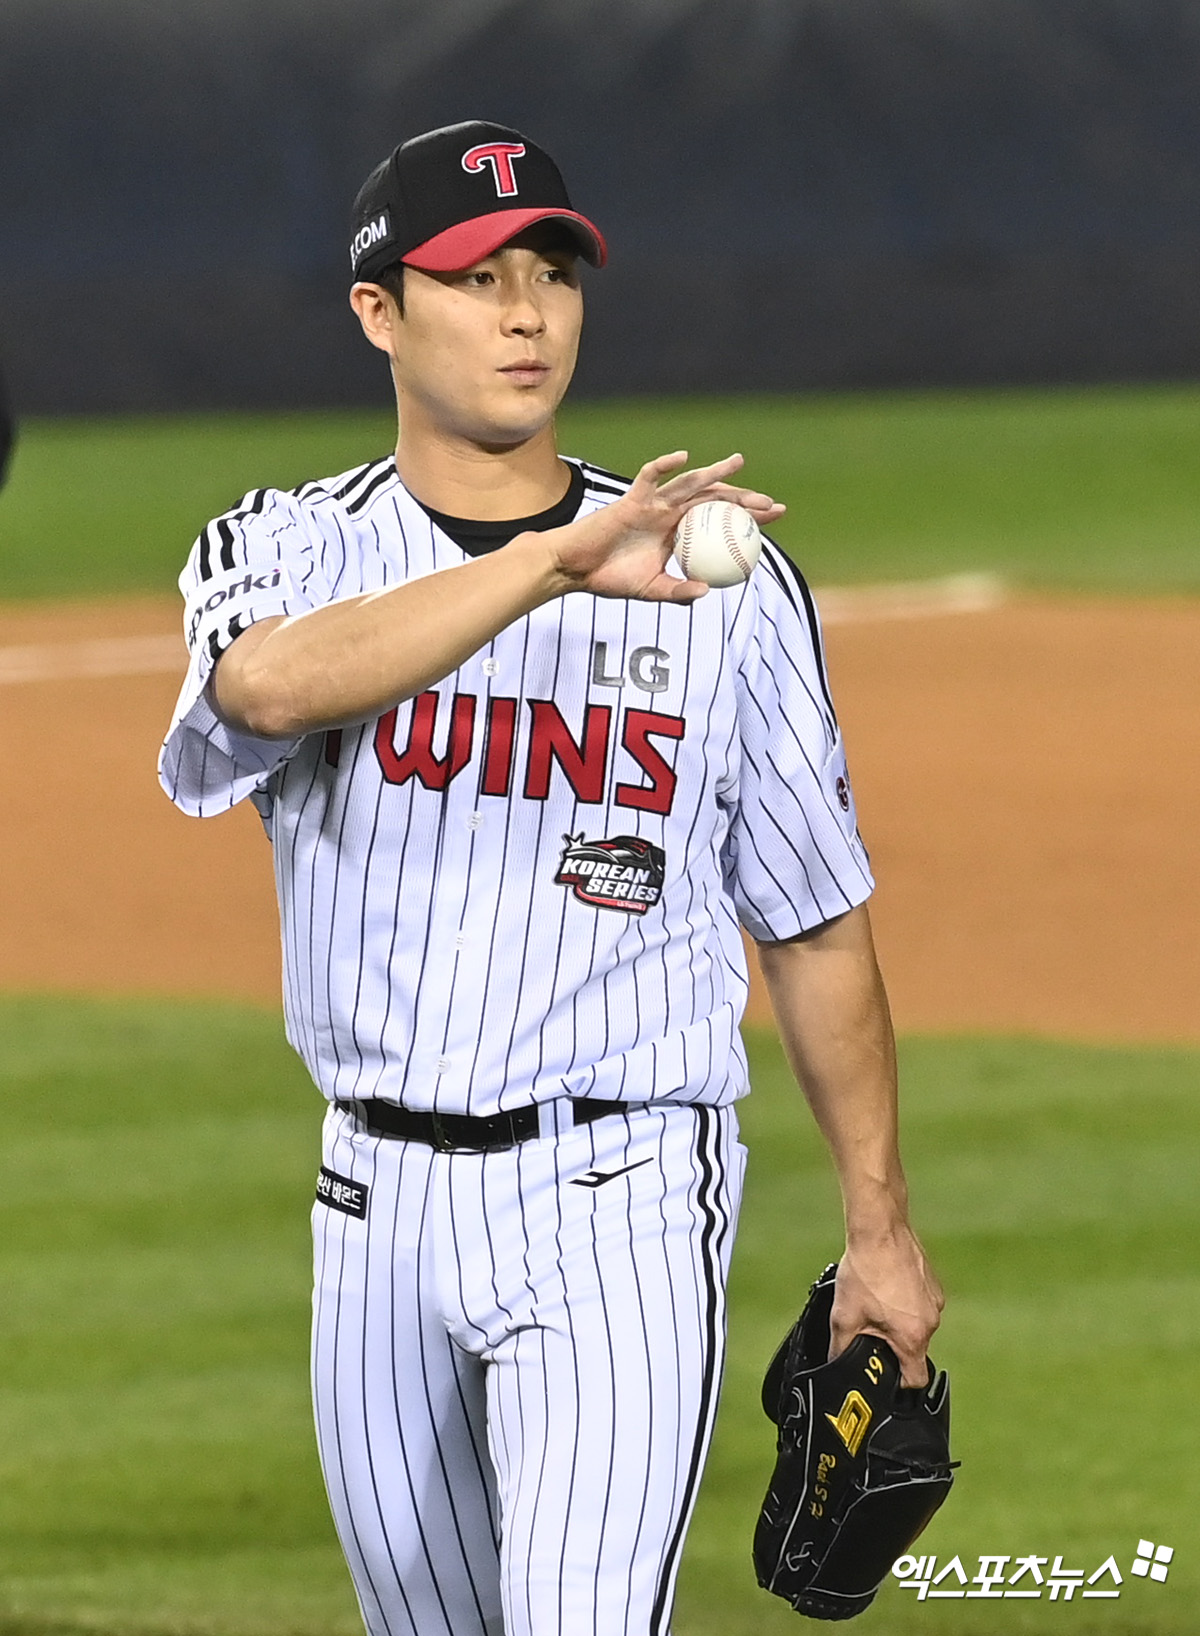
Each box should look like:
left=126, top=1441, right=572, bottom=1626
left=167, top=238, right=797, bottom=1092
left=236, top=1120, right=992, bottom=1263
left=535, top=451, right=786, bottom=603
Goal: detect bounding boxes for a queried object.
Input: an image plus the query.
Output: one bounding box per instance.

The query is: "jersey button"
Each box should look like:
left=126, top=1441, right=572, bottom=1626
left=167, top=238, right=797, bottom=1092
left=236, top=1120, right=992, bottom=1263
left=482, top=658, right=499, bottom=676
left=467, top=813, right=483, bottom=830
left=436, top=1057, right=451, bottom=1074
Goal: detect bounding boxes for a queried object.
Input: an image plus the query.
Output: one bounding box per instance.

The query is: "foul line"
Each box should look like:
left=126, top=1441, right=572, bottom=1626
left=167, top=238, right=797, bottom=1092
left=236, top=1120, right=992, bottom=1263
left=814, top=572, right=1006, bottom=625
left=0, top=575, right=1007, bottom=685
left=0, top=634, right=187, bottom=685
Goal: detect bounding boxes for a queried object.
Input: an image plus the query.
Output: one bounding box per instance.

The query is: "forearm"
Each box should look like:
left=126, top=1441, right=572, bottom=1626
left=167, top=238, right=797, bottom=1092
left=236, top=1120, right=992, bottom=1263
left=756, top=903, right=943, bottom=1377
left=213, top=530, right=566, bottom=738
left=755, top=904, right=909, bottom=1237
left=209, top=449, right=781, bottom=738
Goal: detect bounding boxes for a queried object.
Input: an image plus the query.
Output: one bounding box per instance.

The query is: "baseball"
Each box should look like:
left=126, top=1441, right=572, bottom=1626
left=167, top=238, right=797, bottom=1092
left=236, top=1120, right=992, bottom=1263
left=672, top=500, right=763, bottom=587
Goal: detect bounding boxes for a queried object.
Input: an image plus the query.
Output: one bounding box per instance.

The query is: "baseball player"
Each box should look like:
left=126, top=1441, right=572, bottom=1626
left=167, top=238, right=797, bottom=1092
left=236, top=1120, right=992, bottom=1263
left=159, top=121, right=942, bottom=1636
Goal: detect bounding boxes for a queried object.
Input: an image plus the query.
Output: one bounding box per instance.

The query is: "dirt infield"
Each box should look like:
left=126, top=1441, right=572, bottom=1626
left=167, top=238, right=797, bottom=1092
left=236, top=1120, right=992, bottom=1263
left=0, top=591, right=1195, bottom=1043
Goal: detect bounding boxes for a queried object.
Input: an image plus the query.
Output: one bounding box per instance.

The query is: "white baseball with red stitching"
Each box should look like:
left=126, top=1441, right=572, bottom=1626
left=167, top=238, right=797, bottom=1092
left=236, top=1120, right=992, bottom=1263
left=672, top=500, right=763, bottom=588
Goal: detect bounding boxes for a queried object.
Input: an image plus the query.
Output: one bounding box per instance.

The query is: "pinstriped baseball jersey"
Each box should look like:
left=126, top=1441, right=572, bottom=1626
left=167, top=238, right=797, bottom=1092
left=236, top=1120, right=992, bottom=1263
left=159, top=456, right=873, bottom=1115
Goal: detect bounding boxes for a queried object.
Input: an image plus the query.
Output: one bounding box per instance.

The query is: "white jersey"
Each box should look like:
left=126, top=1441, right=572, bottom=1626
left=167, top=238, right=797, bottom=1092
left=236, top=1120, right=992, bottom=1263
left=159, top=456, right=872, bottom=1115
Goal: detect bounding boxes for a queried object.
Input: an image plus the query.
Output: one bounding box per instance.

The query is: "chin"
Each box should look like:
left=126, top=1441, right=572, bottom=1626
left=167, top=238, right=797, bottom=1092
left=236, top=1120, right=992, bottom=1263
left=469, top=401, right=558, bottom=450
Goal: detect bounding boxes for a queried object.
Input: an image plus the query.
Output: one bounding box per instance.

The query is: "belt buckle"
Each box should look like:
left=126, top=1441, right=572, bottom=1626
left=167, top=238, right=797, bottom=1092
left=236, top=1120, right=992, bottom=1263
left=428, top=1112, right=459, bottom=1153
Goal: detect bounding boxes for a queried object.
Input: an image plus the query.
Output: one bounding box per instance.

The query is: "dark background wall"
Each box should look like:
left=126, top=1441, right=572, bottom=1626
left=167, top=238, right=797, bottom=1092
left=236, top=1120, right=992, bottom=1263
left=5, top=0, right=1200, bottom=412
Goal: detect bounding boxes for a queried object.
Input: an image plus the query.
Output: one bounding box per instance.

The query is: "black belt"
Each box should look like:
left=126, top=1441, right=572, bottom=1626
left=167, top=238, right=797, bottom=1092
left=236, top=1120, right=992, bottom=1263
left=335, top=1096, right=628, bottom=1153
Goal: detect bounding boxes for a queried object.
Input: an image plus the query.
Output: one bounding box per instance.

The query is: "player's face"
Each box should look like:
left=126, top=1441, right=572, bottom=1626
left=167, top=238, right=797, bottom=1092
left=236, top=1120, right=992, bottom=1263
left=379, top=228, right=583, bottom=449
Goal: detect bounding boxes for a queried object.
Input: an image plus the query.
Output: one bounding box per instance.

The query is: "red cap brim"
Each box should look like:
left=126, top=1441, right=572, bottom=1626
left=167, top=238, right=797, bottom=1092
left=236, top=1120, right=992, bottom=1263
left=402, top=208, right=607, bottom=272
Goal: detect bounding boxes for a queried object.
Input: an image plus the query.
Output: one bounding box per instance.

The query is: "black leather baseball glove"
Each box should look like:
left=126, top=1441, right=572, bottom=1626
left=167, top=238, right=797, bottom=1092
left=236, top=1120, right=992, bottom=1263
left=753, top=1263, right=957, bottom=1621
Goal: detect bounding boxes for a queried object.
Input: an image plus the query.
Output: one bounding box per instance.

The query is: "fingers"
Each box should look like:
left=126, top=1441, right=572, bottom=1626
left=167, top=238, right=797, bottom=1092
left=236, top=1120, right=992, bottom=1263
left=889, top=1347, right=934, bottom=1390
left=633, top=453, right=783, bottom=523
left=655, top=452, right=746, bottom=506
left=643, top=574, right=709, bottom=605
left=828, top=1321, right=930, bottom=1390
left=709, top=481, right=774, bottom=508
left=901, top=1357, right=934, bottom=1390
left=708, top=480, right=787, bottom=521
left=704, top=496, right=786, bottom=525
left=634, top=450, right=690, bottom=489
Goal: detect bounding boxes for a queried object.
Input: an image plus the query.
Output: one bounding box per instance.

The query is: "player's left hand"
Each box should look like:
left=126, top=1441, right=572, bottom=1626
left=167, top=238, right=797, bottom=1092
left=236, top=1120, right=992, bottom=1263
left=829, top=1229, right=944, bottom=1387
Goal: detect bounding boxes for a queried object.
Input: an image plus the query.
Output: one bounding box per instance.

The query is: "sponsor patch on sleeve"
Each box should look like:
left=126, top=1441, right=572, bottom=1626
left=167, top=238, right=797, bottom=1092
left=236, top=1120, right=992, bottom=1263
left=316, top=1165, right=368, bottom=1219
left=184, top=560, right=296, bottom=654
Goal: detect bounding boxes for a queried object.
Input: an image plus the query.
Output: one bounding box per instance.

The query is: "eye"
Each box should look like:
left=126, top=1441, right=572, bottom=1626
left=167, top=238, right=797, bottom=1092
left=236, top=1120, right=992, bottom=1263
left=462, top=269, right=496, bottom=287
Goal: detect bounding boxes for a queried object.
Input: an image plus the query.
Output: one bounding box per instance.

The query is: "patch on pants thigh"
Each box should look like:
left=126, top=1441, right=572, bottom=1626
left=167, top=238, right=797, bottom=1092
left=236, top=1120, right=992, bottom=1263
left=316, top=1166, right=368, bottom=1219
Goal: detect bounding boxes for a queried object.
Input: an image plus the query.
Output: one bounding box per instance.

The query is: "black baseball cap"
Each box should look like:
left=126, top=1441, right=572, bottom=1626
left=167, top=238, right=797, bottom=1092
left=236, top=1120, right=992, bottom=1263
left=349, top=120, right=608, bottom=283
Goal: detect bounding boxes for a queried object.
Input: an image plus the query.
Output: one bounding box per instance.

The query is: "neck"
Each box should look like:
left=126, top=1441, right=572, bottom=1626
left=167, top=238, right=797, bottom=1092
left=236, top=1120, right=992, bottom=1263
left=394, top=412, right=569, bottom=520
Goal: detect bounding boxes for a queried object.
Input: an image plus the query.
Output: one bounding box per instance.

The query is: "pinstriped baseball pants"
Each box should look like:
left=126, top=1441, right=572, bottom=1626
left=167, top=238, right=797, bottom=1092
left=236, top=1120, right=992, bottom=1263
left=311, top=1100, right=745, bottom=1636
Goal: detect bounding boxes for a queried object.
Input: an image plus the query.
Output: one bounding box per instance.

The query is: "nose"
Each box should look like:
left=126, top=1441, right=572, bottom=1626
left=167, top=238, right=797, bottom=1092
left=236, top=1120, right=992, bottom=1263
left=500, top=280, right=547, bottom=338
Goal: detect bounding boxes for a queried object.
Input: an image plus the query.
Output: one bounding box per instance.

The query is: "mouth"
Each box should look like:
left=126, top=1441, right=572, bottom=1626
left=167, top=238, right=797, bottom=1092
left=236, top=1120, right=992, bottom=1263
left=499, top=360, right=551, bottom=387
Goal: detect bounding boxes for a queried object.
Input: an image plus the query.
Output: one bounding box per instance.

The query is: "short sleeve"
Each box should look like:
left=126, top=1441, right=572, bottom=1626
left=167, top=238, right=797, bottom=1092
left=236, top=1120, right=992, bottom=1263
left=158, top=488, right=328, bottom=816
left=724, top=539, right=874, bottom=939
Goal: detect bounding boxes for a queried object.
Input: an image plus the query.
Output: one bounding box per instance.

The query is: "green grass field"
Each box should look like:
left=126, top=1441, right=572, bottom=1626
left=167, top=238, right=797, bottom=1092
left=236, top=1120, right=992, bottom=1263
left=1, top=387, right=1196, bottom=1631
left=0, top=998, right=1195, bottom=1636
left=3, top=383, right=1200, bottom=597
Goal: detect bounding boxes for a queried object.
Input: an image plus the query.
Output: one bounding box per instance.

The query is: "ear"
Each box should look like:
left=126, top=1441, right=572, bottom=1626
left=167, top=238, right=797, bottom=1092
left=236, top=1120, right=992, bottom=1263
left=350, top=283, right=398, bottom=355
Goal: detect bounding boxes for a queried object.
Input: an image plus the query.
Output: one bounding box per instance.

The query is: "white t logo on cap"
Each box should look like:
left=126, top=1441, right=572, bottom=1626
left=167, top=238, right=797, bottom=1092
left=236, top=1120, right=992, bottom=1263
left=461, top=141, right=526, bottom=198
